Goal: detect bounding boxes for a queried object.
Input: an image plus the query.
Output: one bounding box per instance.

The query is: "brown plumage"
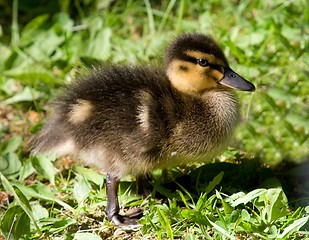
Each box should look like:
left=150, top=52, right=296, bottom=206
left=31, top=33, right=255, bottom=225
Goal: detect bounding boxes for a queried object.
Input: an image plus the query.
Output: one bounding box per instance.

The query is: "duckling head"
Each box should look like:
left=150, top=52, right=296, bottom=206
left=165, top=33, right=255, bottom=95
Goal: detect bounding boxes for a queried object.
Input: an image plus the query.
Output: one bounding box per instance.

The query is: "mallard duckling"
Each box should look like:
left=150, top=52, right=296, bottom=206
left=31, top=33, right=255, bottom=225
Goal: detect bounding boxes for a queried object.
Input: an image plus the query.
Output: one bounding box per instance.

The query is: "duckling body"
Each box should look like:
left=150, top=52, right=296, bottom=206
left=31, top=33, right=255, bottom=225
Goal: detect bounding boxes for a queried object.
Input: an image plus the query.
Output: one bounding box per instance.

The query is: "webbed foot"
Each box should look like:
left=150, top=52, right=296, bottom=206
left=110, top=208, right=143, bottom=226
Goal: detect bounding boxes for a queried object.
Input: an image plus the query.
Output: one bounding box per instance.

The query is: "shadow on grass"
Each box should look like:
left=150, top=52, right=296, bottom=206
left=148, top=157, right=309, bottom=209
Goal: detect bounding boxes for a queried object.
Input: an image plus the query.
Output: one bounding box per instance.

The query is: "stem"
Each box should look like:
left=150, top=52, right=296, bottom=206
left=11, top=0, right=19, bottom=49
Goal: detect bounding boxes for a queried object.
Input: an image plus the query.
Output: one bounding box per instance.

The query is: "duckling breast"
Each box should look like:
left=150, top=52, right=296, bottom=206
left=159, top=89, right=240, bottom=168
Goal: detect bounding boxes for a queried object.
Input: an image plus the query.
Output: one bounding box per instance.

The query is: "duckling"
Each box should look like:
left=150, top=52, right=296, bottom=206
left=31, top=33, right=255, bottom=225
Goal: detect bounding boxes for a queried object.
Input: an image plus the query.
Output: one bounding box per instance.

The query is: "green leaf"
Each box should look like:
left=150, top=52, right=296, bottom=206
left=32, top=155, right=57, bottom=185
left=13, top=186, right=31, bottom=209
left=88, top=28, right=112, bottom=60
left=1, top=78, right=19, bottom=96
left=195, top=192, right=208, bottom=212
left=3, top=136, right=22, bottom=154
left=241, top=209, right=250, bottom=222
left=20, top=14, right=50, bottom=46
left=216, top=190, right=234, bottom=215
left=74, top=166, right=105, bottom=187
left=205, top=216, right=236, bottom=239
left=73, top=176, right=91, bottom=206
left=205, top=171, right=224, bottom=194
left=259, top=188, right=289, bottom=224
left=0, top=172, right=41, bottom=233
left=278, top=216, right=309, bottom=239
left=231, top=189, right=267, bottom=207
left=181, top=209, right=209, bottom=226
left=19, top=159, right=36, bottom=181
left=39, top=218, right=76, bottom=233
left=4, top=86, right=41, bottom=104
left=4, top=67, right=62, bottom=86
left=0, top=153, right=22, bottom=177
left=0, top=205, right=31, bottom=240
left=31, top=203, right=49, bottom=221
left=176, top=189, right=190, bottom=209
left=11, top=180, right=75, bottom=212
left=157, top=208, right=174, bottom=240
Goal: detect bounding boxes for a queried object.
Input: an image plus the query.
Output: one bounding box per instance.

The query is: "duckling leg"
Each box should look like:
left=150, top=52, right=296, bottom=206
left=105, top=173, right=143, bottom=225
left=136, top=174, right=153, bottom=196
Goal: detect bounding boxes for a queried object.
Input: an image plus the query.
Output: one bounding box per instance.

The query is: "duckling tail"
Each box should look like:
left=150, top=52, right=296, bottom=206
left=30, top=118, right=76, bottom=156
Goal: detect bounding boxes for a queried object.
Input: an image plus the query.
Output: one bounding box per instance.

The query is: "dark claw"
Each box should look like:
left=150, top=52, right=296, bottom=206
left=110, top=209, right=143, bottom=226
left=125, top=207, right=143, bottom=219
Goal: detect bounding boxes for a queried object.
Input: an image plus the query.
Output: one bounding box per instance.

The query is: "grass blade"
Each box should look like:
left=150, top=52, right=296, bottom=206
left=277, top=216, right=309, bottom=239
left=0, top=172, right=41, bottom=233
left=157, top=208, right=174, bottom=240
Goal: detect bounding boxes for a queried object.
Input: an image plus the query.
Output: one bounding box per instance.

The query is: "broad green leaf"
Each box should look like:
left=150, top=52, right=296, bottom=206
left=0, top=205, right=30, bottom=240
left=4, top=86, right=41, bottom=104
left=19, top=160, right=36, bottom=181
left=31, top=203, right=49, bottom=221
left=0, top=78, right=20, bottom=96
left=13, top=186, right=31, bottom=209
left=181, top=209, right=208, bottom=225
left=259, top=188, right=289, bottom=224
left=0, top=172, right=41, bottom=233
left=278, top=216, right=309, bottom=239
left=11, top=180, right=75, bottom=212
left=216, top=190, right=234, bottom=215
left=74, top=166, right=105, bottom=187
left=20, top=14, right=50, bottom=46
left=73, top=176, right=91, bottom=206
left=205, top=216, right=236, bottom=240
left=2, top=136, right=22, bottom=154
left=88, top=28, right=112, bottom=60
left=231, top=189, right=267, bottom=207
left=4, top=67, right=62, bottom=86
left=241, top=209, right=250, bottom=222
left=0, top=153, right=22, bottom=177
left=32, top=155, right=57, bottom=185
left=23, top=29, right=65, bottom=62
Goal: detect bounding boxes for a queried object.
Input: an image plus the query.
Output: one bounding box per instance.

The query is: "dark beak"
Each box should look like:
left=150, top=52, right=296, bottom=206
left=219, top=68, right=255, bottom=92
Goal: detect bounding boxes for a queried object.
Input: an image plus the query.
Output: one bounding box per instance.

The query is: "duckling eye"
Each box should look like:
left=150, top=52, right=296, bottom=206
left=197, top=59, right=209, bottom=67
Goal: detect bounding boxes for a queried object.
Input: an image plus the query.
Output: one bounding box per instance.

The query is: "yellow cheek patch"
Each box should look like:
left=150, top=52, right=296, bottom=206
left=167, top=60, right=219, bottom=94
left=208, top=68, right=224, bottom=81
left=69, top=99, right=93, bottom=124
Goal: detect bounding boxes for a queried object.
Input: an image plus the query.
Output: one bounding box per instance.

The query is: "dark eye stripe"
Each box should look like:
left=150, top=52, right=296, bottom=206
left=180, top=54, right=197, bottom=64
left=210, top=64, right=223, bottom=71
left=178, top=53, right=223, bottom=72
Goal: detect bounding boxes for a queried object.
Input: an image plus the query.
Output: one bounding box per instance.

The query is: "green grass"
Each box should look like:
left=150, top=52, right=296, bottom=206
left=0, top=0, right=308, bottom=239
